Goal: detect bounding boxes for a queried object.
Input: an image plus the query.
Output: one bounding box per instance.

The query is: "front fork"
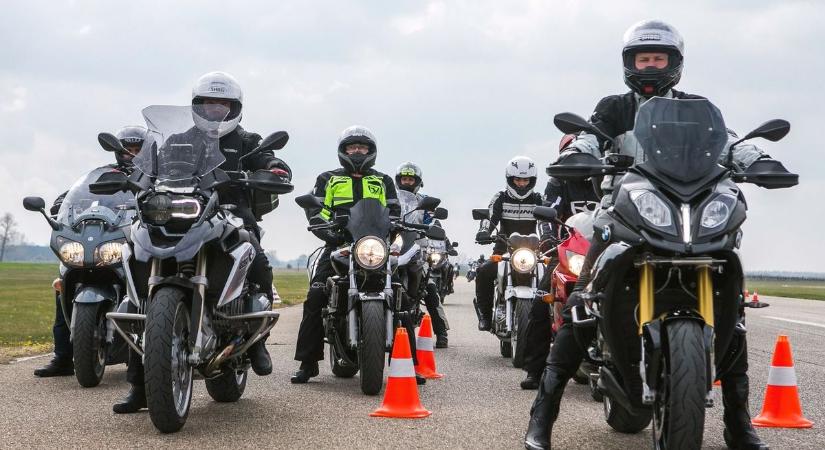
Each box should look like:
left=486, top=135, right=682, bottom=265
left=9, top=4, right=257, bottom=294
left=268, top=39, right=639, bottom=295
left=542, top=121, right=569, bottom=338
left=638, top=262, right=716, bottom=404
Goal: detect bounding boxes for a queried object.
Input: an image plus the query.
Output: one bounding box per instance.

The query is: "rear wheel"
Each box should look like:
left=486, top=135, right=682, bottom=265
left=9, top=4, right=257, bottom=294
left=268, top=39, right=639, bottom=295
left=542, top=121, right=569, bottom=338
left=145, top=287, right=192, bottom=433
left=330, top=342, right=358, bottom=378
left=500, top=340, right=512, bottom=358
left=205, top=367, right=247, bottom=402
left=604, top=393, right=652, bottom=433
left=358, top=301, right=386, bottom=395
left=652, top=320, right=707, bottom=450
left=511, top=299, right=531, bottom=368
left=72, top=303, right=107, bottom=388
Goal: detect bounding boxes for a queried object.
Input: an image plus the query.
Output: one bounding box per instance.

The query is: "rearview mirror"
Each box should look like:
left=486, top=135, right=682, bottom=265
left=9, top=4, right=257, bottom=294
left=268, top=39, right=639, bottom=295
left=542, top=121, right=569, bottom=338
left=258, top=131, right=290, bottom=152
left=295, top=193, right=323, bottom=209
left=98, top=132, right=125, bottom=153
left=472, top=208, right=489, bottom=221
left=433, top=207, right=448, bottom=220
left=23, top=196, right=46, bottom=212
left=553, top=113, right=615, bottom=145
left=417, top=196, right=441, bottom=211
left=452, top=241, right=459, bottom=248
left=743, top=119, right=790, bottom=143
left=533, top=206, right=558, bottom=222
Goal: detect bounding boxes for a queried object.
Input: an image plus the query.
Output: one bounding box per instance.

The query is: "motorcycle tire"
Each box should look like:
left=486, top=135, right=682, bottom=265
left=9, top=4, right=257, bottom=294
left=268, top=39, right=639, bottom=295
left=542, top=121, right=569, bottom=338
left=511, top=299, right=531, bottom=368
left=358, top=301, right=386, bottom=395
left=72, top=302, right=106, bottom=388
left=145, top=287, right=193, bottom=433
left=500, top=340, right=512, bottom=358
left=205, top=367, right=248, bottom=403
left=330, top=343, right=358, bottom=378
left=604, top=393, right=652, bottom=433
left=652, top=319, right=706, bottom=450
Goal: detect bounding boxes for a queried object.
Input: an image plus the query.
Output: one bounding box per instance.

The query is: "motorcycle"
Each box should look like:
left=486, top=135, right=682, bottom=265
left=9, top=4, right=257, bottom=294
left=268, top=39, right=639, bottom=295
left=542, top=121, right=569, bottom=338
left=89, top=104, right=293, bottom=433
left=425, top=237, right=458, bottom=304
left=466, top=257, right=484, bottom=282
left=547, top=97, right=797, bottom=448
left=472, top=207, right=556, bottom=367
left=23, top=164, right=132, bottom=387
left=295, top=194, right=445, bottom=395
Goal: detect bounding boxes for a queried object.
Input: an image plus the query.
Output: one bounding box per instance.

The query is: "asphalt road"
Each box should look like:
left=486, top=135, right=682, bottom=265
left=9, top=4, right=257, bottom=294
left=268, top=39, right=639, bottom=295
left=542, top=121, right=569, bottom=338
left=1, top=280, right=824, bottom=449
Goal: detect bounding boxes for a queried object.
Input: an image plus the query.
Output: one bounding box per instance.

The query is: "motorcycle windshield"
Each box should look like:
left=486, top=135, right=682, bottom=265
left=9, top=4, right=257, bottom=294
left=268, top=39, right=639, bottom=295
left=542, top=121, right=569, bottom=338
left=57, top=167, right=135, bottom=226
left=634, top=98, right=728, bottom=183
left=345, top=199, right=391, bottom=242
left=132, top=105, right=228, bottom=183
left=398, top=190, right=425, bottom=224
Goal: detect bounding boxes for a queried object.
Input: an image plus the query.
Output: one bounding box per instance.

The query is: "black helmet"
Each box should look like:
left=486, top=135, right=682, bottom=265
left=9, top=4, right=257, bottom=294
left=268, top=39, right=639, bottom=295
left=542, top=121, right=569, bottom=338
left=395, top=162, right=423, bottom=194
left=115, top=125, right=147, bottom=166
left=622, top=20, right=684, bottom=97
left=337, top=125, right=377, bottom=173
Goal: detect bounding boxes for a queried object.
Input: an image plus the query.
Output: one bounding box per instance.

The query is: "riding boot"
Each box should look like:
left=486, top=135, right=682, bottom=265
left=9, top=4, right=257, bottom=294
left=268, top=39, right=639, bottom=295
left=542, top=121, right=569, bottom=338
left=722, top=374, right=769, bottom=449
left=33, top=357, right=74, bottom=377
left=524, top=368, right=567, bottom=450
left=113, top=384, right=147, bottom=414
left=474, top=297, right=491, bottom=331
left=520, top=371, right=541, bottom=390
left=290, top=361, right=319, bottom=384
left=248, top=340, right=272, bottom=376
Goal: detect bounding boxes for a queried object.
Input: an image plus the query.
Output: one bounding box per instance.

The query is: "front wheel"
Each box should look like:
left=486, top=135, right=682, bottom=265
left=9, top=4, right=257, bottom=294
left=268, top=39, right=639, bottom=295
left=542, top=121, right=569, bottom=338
left=72, top=303, right=107, bottom=387
left=652, top=320, right=707, bottom=450
left=145, top=287, right=193, bottom=433
left=511, top=299, right=531, bottom=368
left=205, top=367, right=247, bottom=403
left=358, top=301, right=386, bottom=395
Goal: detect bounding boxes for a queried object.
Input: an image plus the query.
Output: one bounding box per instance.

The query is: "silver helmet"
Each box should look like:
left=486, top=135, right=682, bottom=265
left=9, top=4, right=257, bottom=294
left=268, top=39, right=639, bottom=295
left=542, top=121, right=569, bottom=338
left=622, top=20, right=684, bottom=97
left=337, top=125, right=377, bottom=173
left=395, top=161, right=423, bottom=194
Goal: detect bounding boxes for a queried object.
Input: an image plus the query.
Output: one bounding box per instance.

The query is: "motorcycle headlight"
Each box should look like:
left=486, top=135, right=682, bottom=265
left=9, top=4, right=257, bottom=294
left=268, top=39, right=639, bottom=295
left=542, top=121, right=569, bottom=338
left=511, top=248, right=536, bottom=273
left=630, top=190, right=673, bottom=228
left=143, top=194, right=202, bottom=225
left=58, top=238, right=84, bottom=267
left=428, top=252, right=443, bottom=265
left=354, top=236, right=388, bottom=270
left=699, top=194, right=736, bottom=234
left=566, top=251, right=584, bottom=277
left=94, top=240, right=125, bottom=266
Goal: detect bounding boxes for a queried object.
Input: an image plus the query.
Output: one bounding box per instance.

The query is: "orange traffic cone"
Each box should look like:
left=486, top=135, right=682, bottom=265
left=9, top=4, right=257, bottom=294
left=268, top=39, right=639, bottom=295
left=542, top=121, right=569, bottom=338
left=415, top=314, right=444, bottom=379
left=748, top=289, right=769, bottom=308
left=370, top=328, right=432, bottom=418
left=752, top=335, right=813, bottom=428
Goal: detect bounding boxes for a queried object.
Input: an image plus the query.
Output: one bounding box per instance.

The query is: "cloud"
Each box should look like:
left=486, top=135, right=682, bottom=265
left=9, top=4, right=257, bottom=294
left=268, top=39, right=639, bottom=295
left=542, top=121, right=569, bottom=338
left=1, top=86, right=27, bottom=112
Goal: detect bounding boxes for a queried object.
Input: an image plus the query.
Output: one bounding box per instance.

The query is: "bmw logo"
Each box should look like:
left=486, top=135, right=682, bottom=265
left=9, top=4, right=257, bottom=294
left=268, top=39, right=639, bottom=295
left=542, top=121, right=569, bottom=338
left=601, top=225, right=612, bottom=242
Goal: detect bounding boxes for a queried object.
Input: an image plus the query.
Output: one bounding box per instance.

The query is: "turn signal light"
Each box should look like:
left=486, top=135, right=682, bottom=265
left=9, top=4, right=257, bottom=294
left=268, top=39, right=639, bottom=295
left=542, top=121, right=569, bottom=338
left=542, top=293, right=554, bottom=304
left=490, top=255, right=502, bottom=263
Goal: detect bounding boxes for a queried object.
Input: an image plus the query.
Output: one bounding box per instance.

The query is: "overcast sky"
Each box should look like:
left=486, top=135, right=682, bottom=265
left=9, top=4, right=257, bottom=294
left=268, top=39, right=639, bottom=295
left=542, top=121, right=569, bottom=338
left=2, top=0, right=823, bottom=271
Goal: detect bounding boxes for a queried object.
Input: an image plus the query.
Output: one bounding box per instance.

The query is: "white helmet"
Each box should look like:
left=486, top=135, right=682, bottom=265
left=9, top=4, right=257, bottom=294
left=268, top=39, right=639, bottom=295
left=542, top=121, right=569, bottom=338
left=191, top=71, right=243, bottom=137
left=505, top=156, right=537, bottom=200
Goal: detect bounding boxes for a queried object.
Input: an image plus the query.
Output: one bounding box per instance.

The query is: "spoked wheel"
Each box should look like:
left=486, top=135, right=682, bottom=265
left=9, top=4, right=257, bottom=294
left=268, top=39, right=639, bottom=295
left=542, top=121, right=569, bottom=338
left=205, top=367, right=247, bottom=403
left=652, top=320, right=706, bottom=450
left=145, top=287, right=193, bottom=433
left=358, top=301, right=386, bottom=395
left=511, top=299, right=531, bottom=368
left=72, top=303, right=107, bottom=387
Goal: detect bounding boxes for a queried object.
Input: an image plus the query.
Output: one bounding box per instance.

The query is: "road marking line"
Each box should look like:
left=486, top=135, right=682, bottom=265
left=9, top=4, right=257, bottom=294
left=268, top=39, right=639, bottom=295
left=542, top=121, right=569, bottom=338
left=12, top=353, right=52, bottom=363
left=764, top=316, right=825, bottom=329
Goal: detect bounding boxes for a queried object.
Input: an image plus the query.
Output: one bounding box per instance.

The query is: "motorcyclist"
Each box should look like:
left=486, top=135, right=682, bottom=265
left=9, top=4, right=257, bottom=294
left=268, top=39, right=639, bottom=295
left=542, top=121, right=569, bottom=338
left=291, top=125, right=402, bottom=384
left=395, top=162, right=451, bottom=348
left=519, top=135, right=600, bottom=390
left=526, top=20, right=771, bottom=450
left=33, top=126, right=146, bottom=378
left=474, top=156, right=544, bottom=331
left=113, top=71, right=292, bottom=414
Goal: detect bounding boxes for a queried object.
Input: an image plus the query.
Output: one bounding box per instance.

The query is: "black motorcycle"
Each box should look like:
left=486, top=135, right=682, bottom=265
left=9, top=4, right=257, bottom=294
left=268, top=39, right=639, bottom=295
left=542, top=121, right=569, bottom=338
left=23, top=164, right=132, bottom=387
left=295, top=195, right=445, bottom=395
left=90, top=104, right=293, bottom=433
left=472, top=207, right=556, bottom=367
left=424, top=235, right=458, bottom=304
left=548, top=97, right=797, bottom=448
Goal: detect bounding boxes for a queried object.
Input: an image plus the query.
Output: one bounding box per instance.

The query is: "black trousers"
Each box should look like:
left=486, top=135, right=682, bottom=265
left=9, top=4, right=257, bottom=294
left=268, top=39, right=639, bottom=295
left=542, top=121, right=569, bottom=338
left=423, top=283, right=449, bottom=336
left=522, top=266, right=553, bottom=375
left=294, top=248, right=334, bottom=362
left=474, top=260, right=498, bottom=320
left=52, top=292, right=72, bottom=362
